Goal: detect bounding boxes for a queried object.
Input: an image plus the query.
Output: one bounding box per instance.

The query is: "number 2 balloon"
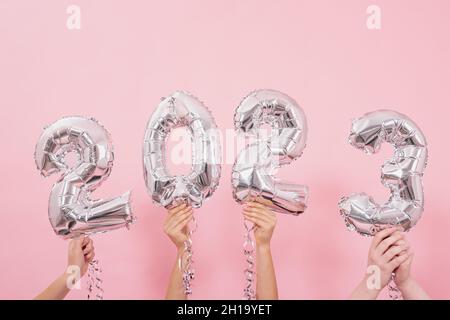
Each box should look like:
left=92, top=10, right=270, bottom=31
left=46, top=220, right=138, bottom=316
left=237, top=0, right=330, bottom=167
left=232, top=89, right=309, bottom=215
left=34, top=116, right=134, bottom=238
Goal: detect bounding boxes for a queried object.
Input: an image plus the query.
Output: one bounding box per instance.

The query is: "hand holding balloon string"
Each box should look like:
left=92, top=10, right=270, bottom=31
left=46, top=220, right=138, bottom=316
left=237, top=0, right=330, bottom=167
left=243, top=201, right=277, bottom=250
left=367, top=227, right=412, bottom=291
left=34, top=237, right=95, bottom=300
left=68, top=236, right=95, bottom=277
left=242, top=199, right=278, bottom=300
left=68, top=236, right=103, bottom=300
left=165, top=203, right=194, bottom=251
left=351, top=227, right=415, bottom=299
left=164, top=203, right=195, bottom=296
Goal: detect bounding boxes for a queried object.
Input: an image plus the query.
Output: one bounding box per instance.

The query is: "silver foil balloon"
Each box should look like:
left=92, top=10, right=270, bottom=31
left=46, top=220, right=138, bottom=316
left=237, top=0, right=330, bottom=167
left=232, top=89, right=309, bottom=215
left=339, top=110, right=428, bottom=236
left=35, top=116, right=134, bottom=239
left=143, top=91, right=222, bottom=208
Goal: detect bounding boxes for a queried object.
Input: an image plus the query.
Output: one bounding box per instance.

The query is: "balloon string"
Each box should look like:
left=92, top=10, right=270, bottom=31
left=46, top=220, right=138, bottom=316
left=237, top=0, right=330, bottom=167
left=87, top=258, right=104, bottom=300
left=243, top=221, right=256, bottom=300
left=387, top=273, right=402, bottom=300
left=180, top=215, right=197, bottom=296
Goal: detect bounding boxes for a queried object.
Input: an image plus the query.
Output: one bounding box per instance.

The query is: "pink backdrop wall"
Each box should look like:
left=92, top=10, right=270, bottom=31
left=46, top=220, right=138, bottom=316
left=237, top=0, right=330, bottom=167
left=0, top=0, right=449, bottom=299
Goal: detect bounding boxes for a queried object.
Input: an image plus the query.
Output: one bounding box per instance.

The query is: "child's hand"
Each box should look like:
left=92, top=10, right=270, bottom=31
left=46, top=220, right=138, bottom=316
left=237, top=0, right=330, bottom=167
left=67, top=237, right=95, bottom=277
left=367, top=227, right=412, bottom=289
left=164, top=203, right=193, bottom=250
left=243, top=200, right=277, bottom=248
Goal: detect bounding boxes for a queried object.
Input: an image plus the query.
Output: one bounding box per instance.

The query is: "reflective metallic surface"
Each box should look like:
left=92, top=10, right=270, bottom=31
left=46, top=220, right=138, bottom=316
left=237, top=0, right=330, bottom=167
left=35, top=116, right=134, bottom=238
left=339, top=110, right=428, bottom=236
left=232, top=89, right=309, bottom=215
left=143, top=91, right=222, bottom=208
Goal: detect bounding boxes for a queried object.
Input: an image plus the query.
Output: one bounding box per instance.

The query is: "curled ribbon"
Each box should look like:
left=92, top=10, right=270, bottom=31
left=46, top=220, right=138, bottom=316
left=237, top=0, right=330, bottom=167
left=387, top=273, right=402, bottom=300
left=243, top=221, right=256, bottom=300
left=179, top=215, right=197, bottom=296
left=87, top=258, right=104, bottom=300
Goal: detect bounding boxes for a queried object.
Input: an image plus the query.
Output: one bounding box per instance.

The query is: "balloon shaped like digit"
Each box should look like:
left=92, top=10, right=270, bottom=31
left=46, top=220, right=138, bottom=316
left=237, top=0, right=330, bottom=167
left=232, top=89, right=309, bottom=215
left=34, top=116, right=134, bottom=238
left=143, top=91, right=222, bottom=208
left=339, top=110, right=428, bottom=236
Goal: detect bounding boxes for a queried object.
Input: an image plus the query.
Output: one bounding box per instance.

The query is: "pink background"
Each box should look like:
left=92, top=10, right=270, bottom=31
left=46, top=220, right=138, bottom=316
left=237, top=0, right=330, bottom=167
left=0, top=0, right=449, bottom=299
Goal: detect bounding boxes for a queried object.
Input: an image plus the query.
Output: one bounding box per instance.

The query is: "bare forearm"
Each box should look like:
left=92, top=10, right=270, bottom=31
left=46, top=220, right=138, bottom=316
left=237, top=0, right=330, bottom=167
left=398, top=278, right=430, bottom=300
left=349, top=277, right=380, bottom=300
left=256, top=245, right=278, bottom=300
left=34, top=274, right=71, bottom=300
left=165, top=250, right=187, bottom=300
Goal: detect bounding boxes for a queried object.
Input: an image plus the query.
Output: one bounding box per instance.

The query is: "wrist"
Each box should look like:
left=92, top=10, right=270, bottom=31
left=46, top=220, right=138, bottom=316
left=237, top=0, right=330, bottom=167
left=396, top=277, right=414, bottom=292
left=173, top=238, right=187, bottom=252
left=60, top=271, right=70, bottom=282
left=176, top=244, right=186, bottom=253
left=255, top=242, right=271, bottom=253
left=58, top=271, right=74, bottom=292
left=358, top=276, right=381, bottom=299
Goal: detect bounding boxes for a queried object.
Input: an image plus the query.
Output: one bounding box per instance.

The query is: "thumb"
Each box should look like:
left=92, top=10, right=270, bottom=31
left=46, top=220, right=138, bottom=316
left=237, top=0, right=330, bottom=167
left=82, top=236, right=91, bottom=247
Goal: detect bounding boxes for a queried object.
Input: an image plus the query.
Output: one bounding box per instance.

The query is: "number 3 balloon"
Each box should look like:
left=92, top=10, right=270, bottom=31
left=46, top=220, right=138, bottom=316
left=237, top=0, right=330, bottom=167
left=34, top=116, right=134, bottom=238
left=232, top=89, right=309, bottom=215
left=143, top=91, right=222, bottom=209
left=339, top=110, right=428, bottom=236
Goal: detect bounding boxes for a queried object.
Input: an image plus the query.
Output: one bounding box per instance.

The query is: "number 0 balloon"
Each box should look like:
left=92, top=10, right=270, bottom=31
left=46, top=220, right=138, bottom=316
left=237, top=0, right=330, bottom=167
left=34, top=116, right=134, bottom=238
left=339, top=110, right=428, bottom=236
left=143, top=91, right=221, bottom=209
